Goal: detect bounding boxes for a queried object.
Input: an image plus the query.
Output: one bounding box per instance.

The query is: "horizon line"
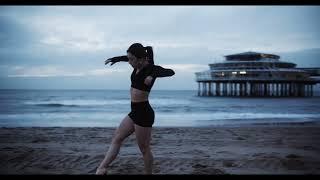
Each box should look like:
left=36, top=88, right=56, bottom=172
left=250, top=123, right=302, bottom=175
left=0, top=88, right=197, bottom=91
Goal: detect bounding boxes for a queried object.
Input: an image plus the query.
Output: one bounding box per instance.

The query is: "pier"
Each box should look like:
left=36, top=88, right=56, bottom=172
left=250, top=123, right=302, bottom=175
left=195, top=52, right=320, bottom=97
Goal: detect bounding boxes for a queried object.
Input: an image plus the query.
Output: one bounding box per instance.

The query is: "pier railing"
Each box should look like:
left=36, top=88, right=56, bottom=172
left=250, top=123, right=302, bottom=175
left=195, top=76, right=319, bottom=82
left=195, top=71, right=318, bottom=82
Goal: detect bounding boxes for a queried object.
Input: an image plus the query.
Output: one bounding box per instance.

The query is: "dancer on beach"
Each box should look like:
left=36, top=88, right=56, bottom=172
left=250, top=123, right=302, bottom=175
left=96, top=43, right=175, bottom=175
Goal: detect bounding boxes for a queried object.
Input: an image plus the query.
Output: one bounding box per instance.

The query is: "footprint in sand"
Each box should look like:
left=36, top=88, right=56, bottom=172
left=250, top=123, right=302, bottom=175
left=192, top=163, right=226, bottom=174
left=285, top=154, right=301, bottom=159
left=235, top=136, right=246, bottom=140
left=223, top=160, right=238, bottom=168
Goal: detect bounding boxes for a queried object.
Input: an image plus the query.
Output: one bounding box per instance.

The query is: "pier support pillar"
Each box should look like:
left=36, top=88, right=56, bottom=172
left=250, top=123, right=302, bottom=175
left=289, top=83, right=293, bottom=96
left=224, top=83, right=227, bottom=96
left=232, top=83, right=234, bottom=96
left=216, top=82, right=220, bottom=96
left=202, top=82, right=205, bottom=96
left=245, top=83, right=248, bottom=96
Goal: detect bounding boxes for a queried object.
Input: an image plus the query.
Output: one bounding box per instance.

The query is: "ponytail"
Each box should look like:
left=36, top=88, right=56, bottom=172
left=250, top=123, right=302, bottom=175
left=145, top=46, right=154, bottom=65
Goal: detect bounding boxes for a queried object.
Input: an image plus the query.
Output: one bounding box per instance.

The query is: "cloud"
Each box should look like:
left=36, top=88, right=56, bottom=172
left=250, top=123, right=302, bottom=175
left=7, top=66, right=84, bottom=77
left=0, top=65, right=9, bottom=68
left=5, top=64, right=208, bottom=78
left=6, top=65, right=128, bottom=78
left=33, top=16, right=108, bottom=52
left=1, top=6, right=320, bottom=89
left=2, top=6, right=320, bottom=55
left=87, top=68, right=127, bottom=76
left=161, top=64, right=208, bottom=72
left=0, top=15, right=37, bottom=49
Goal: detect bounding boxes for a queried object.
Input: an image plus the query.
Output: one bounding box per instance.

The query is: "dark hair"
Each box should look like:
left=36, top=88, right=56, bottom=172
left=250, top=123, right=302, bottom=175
left=145, top=46, right=154, bottom=64
left=127, top=43, right=153, bottom=63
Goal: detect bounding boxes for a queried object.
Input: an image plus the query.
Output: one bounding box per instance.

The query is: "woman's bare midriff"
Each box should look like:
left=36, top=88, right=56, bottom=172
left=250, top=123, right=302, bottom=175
left=131, top=87, right=149, bottom=102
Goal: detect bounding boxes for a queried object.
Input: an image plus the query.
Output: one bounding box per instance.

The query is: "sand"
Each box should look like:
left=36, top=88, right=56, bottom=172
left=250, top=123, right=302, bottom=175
left=1, top=123, right=320, bottom=175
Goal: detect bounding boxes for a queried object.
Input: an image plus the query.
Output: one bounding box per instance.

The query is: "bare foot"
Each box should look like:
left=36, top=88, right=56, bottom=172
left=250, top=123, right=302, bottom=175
left=95, top=167, right=108, bottom=175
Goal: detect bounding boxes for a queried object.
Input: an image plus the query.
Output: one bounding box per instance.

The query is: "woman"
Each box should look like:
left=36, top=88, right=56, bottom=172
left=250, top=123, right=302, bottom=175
left=96, top=43, right=175, bottom=175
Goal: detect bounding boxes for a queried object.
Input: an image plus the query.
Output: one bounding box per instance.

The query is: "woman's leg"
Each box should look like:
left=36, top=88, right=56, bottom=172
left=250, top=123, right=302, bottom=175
left=135, top=124, right=153, bottom=174
left=96, top=115, right=135, bottom=175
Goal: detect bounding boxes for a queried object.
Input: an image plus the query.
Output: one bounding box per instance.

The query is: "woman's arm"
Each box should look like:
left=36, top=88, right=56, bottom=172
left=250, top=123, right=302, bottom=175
left=144, top=65, right=175, bottom=86
left=105, top=55, right=129, bottom=66
left=150, top=65, right=175, bottom=78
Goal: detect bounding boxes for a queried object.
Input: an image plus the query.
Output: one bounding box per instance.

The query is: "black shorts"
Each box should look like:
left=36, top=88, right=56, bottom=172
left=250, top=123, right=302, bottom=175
left=128, top=101, right=155, bottom=127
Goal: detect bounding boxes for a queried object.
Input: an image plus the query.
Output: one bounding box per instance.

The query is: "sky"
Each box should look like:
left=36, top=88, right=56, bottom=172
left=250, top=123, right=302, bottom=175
left=0, top=6, right=320, bottom=90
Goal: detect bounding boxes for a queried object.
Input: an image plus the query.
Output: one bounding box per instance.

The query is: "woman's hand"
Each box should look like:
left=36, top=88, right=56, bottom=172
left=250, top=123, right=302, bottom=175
left=144, top=76, right=154, bottom=86
left=104, top=58, right=117, bottom=66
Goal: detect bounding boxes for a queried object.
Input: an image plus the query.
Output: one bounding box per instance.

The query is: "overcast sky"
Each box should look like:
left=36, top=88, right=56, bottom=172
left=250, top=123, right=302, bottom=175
left=0, top=6, right=319, bottom=90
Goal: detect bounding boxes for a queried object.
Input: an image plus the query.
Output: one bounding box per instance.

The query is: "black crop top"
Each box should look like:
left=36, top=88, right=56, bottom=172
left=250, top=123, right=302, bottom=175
left=107, top=55, right=175, bottom=92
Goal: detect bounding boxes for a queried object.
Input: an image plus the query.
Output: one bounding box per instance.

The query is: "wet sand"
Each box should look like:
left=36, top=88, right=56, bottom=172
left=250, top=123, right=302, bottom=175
left=1, top=123, right=320, bottom=174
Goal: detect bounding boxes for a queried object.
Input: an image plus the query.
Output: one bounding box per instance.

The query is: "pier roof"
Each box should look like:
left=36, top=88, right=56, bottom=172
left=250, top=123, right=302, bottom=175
left=225, top=51, right=280, bottom=61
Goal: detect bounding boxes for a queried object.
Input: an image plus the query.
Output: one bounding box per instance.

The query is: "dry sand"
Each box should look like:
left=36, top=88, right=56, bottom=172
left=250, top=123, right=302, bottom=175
left=1, top=123, right=320, bottom=175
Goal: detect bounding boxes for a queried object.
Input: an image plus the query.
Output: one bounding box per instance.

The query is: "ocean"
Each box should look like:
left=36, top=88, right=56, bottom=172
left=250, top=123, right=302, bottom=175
left=0, top=89, right=320, bottom=127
